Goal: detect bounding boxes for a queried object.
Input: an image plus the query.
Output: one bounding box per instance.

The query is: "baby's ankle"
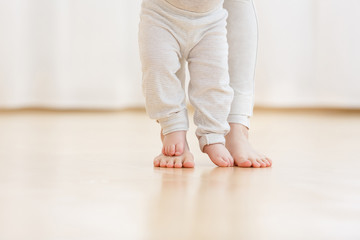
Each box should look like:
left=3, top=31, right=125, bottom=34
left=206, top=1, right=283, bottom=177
left=229, top=123, right=249, bottom=138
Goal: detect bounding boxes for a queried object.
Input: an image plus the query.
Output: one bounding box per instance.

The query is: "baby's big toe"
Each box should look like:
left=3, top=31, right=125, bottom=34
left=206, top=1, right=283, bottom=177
left=153, top=157, right=161, bottom=167
left=234, top=156, right=252, bottom=167
left=174, top=143, right=184, bottom=156
left=183, top=154, right=195, bottom=168
left=214, top=157, right=230, bottom=167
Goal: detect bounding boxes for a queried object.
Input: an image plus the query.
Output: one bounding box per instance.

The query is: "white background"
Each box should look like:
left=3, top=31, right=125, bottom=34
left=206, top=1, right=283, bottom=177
left=0, top=0, right=359, bottom=109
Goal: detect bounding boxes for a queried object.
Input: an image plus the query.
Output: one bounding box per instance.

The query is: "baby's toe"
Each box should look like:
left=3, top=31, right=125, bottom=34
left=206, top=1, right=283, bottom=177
left=262, top=158, right=271, bottom=167
left=183, top=155, right=195, bottom=168
left=160, top=158, right=168, bottom=167
left=153, top=157, right=161, bottom=167
left=235, top=157, right=252, bottom=167
left=257, top=159, right=267, bottom=168
left=174, top=158, right=182, bottom=168
left=250, top=158, right=261, bottom=168
left=169, top=145, right=176, bottom=156
left=166, top=158, right=174, bottom=168
left=175, top=143, right=184, bottom=156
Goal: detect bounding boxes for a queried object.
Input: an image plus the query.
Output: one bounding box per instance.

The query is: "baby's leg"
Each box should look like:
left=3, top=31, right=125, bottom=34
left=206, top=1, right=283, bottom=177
left=224, top=0, right=272, bottom=167
left=139, top=4, right=190, bottom=161
left=187, top=11, right=234, bottom=167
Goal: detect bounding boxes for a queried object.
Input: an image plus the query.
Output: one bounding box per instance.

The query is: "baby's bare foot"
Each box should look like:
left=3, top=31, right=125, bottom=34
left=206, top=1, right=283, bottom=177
left=162, top=131, right=186, bottom=156
left=225, top=123, right=272, bottom=168
left=154, top=131, right=195, bottom=168
left=154, top=147, right=195, bottom=168
left=203, top=143, right=234, bottom=167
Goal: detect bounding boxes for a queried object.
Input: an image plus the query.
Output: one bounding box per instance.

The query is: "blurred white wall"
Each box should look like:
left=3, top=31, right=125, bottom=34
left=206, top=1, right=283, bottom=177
left=255, top=0, right=360, bottom=108
left=0, top=0, right=359, bottom=109
left=0, top=0, right=143, bottom=109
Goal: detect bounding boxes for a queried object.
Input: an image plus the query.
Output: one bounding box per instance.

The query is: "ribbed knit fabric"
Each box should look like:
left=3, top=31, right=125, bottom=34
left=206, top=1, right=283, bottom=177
left=139, top=0, right=233, bottom=151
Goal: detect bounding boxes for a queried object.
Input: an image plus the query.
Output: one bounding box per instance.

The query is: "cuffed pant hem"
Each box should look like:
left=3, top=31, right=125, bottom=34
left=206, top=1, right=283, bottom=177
left=227, top=114, right=250, bottom=129
left=158, top=109, right=189, bottom=135
left=230, top=94, right=254, bottom=117
left=198, top=133, right=226, bottom=152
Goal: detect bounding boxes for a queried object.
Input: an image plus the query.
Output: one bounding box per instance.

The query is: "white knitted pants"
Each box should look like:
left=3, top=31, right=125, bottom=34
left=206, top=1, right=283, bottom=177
left=224, top=0, right=258, bottom=128
left=139, top=0, right=233, bottom=151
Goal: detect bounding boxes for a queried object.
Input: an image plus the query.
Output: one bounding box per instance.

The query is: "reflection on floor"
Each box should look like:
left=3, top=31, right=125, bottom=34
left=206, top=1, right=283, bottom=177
left=0, top=109, right=359, bottom=240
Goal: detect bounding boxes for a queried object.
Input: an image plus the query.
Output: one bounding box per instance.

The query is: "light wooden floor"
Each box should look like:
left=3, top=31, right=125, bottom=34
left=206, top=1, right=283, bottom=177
left=0, top=109, right=359, bottom=240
